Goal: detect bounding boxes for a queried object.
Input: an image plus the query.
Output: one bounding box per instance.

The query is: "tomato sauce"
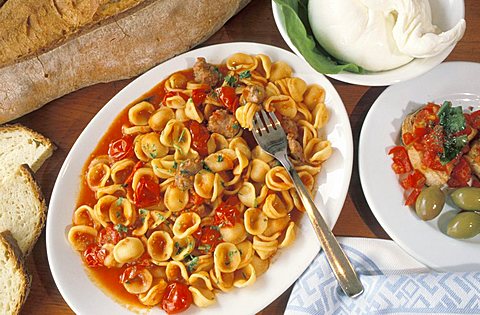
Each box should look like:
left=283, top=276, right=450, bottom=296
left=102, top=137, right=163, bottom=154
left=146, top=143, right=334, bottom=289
left=74, top=71, right=175, bottom=309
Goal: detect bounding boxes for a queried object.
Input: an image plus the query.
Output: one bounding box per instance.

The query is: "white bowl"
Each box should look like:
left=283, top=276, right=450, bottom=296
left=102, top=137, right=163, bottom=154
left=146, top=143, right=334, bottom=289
left=46, top=42, right=354, bottom=314
left=272, top=0, right=465, bottom=86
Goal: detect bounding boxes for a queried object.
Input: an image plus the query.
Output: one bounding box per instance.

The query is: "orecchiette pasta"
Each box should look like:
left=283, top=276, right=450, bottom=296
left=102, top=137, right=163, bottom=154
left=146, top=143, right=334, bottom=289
left=68, top=53, right=332, bottom=313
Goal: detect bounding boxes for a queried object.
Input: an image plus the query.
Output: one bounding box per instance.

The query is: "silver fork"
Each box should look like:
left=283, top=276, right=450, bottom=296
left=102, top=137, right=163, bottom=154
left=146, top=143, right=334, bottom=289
left=252, top=109, right=364, bottom=298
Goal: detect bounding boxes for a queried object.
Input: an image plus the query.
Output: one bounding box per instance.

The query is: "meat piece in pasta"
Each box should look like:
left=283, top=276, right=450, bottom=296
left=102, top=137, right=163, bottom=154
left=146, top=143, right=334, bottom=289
left=287, top=135, right=306, bottom=163
left=207, top=109, right=240, bottom=138
left=242, top=84, right=266, bottom=104
left=193, top=57, right=222, bottom=87
left=175, top=158, right=203, bottom=191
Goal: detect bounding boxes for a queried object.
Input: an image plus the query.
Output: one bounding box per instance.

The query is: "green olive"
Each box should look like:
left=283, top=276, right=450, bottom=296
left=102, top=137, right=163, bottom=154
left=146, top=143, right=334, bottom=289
left=446, top=212, right=480, bottom=239
left=415, top=186, right=445, bottom=221
left=450, top=187, right=480, bottom=211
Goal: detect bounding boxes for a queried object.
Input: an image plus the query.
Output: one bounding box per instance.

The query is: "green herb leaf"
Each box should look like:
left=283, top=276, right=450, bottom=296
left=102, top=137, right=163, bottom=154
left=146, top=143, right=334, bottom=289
left=178, top=128, right=186, bottom=143
left=224, top=75, right=237, bottom=87
left=272, top=0, right=362, bottom=74
left=217, top=154, right=224, bottom=162
left=114, top=224, right=128, bottom=233
left=186, top=256, right=199, bottom=273
left=203, top=162, right=212, bottom=172
left=173, top=161, right=178, bottom=169
left=116, top=197, right=124, bottom=206
left=438, top=101, right=468, bottom=164
left=239, top=70, right=251, bottom=79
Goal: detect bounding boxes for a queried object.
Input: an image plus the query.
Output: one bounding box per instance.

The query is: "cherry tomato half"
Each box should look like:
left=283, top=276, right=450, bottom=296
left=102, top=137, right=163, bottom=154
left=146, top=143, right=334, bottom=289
left=161, top=282, right=193, bottom=314
left=119, top=266, right=141, bottom=284
left=214, top=196, right=240, bottom=227
left=134, top=177, right=161, bottom=208
left=191, top=89, right=207, bottom=106
left=216, top=86, right=239, bottom=112
left=405, top=188, right=421, bottom=206
left=108, top=135, right=134, bottom=161
left=193, top=225, right=223, bottom=254
left=97, top=225, right=124, bottom=245
left=83, top=245, right=107, bottom=268
left=188, top=121, right=210, bottom=156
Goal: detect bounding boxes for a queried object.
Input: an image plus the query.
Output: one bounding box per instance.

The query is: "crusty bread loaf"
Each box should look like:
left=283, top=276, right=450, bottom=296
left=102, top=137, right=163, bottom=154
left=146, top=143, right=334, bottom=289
left=0, top=165, right=47, bottom=255
left=0, top=0, right=250, bottom=123
left=0, top=124, right=56, bottom=176
left=0, top=231, right=31, bottom=315
left=0, top=0, right=146, bottom=67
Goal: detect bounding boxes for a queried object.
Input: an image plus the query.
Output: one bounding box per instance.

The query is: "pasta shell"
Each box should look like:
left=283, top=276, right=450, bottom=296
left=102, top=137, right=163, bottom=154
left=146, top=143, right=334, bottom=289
left=164, top=185, right=189, bottom=212
left=165, top=261, right=189, bottom=282
left=172, top=235, right=196, bottom=261
left=265, top=166, right=293, bottom=191
left=219, top=221, right=247, bottom=245
left=244, top=208, right=268, bottom=235
left=94, top=195, right=116, bottom=227
left=128, top=101, right=155, bottom=126
left=113, top=237, right=145, bottom=264
left=185, top=98, right=204, bottom=123
left=279, top=222, right=296, bottom=248
left=147, top=231, right=174, bottom=262
left=304, top=139, right=333, bottom=166
left=189, top=287, right=216, bottom=308
left=263, top=95, right=297, bottom=118
left=226, top=53, right=258, bottom=71
left=172, top=212, right=201, bottom=238
left=141, top=132, right=168, bottom=159
left=250, top=254, right=270, bottom=277
left=303, top=84, right=326, bottom=111
left=86, top=162, right=110, bottom=191
left=122, top=268, right=153, bottom=294
left=236, top=240, right=254, bottom=269
left=165, top=73, right=188, bottom=91
left=110, top=159, right=135, bottom=184
left=109, top=197, right=136, bottom=226
left=149, top=107, right=175, bottom=132
left=233, top=264, right=256, bottom=288
left=269, top=61, right=292, bottom=82
left=67, top=225, right=97, bottom=251
left=252, top=236, right=278, bottom=260
left=214, top=243, right=241, bottom=273
left=255, top=54, right=272, bottom=79
left=194, top=170, right=215, bottom=199
left=73, top=205, right=98, bottom=228
left=138, top=279, right=168, bottom=306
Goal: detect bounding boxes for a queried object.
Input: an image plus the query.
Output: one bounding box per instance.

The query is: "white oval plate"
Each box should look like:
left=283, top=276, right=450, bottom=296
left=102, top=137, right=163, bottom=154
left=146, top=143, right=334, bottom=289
left=359, top=61, right=480, bottom=271
left=46, top=42, right=353, bottom=314
left=272, top=0, right=465, bottom=86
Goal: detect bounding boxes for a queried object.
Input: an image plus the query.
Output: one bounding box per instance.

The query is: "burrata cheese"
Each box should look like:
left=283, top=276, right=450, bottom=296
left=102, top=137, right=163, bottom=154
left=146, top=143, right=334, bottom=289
left=308, top=0, right=466, bottom=72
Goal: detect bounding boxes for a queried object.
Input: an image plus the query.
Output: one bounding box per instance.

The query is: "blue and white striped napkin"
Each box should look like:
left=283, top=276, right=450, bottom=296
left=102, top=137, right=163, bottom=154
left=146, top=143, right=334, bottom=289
left=285, top=238, right=480, bottom=315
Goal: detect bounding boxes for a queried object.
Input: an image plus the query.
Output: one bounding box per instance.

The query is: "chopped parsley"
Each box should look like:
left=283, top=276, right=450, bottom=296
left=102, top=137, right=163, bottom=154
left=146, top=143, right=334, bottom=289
left=114, top=224, right=128, bottom=233
left=239, top=70, right=251, bottom=79
left=178, top=129, right=186, bottom=143
left=203, top=162, right=212, bottom=172
left=224, top=74, right=237, bottom=87
left=149, top=152, right=157, bottom=159
left=253, top=199, right=258, bottom=208
left=120, top=183, right=128, bottom=188
left=217, top=154, right=224, bottom=162
left=156, top=213, right=165, bottom=221
left=180, top=169, right=190, bottom=175
left=116, top=197, right=124, bottom=206
left=211, top=225, right=220, bottom=231
left=198, top=244, right=211, bottom=252
left=172, top=161, right=178, bottom=169
left=232, top=122, right=240, bottom=129
left=139, top=209, right=148, bottom=215
left=184, top=255, right=199, bottom=273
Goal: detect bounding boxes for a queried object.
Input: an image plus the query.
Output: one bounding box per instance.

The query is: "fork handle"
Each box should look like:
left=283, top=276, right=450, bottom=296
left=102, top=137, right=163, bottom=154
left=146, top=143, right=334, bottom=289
left=275, top=153, right=364, bottom=298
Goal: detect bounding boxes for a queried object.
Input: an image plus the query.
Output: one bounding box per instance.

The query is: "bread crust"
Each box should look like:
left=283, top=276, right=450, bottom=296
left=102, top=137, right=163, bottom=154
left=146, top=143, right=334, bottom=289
left=0, top=230, right=31, bottom=315
left=0, top=0, right=250, bottom=123
left=0, top=123, right=56, bottom=151
left=17, top=164, right=48, bottom=256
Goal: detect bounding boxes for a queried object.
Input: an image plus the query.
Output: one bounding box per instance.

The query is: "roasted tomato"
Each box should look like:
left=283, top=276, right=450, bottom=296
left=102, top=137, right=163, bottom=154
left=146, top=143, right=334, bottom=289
left=188, top=121, right=210, bottom=156
left=214, top=196, right=240, bottom=227
left=191, top=89, right=208, bottom=106
left=162, top=91, right=189, bottom=104
left=97, top=225, right=124, bottom=245
left=161, top=282, right=193, bottom=314
left=83, top=245, right=107, bottom=268
left=216, top=86, right=239, bottom=112
left=108, top=135, right=134, bottom=161
left=193, top=225, right=222, bottom=254
left=405, top=188, right=422, bottom=206
left=134, top=177, right=161, bottom=208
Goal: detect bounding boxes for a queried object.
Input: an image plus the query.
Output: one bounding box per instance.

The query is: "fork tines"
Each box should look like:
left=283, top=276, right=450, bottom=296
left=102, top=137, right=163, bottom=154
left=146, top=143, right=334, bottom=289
left=253, top=109, right=282, bottom=136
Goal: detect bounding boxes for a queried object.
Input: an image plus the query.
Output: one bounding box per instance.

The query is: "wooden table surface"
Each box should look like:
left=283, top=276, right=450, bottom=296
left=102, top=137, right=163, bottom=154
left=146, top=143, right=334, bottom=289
left=16, top=1, right=480, bottom=314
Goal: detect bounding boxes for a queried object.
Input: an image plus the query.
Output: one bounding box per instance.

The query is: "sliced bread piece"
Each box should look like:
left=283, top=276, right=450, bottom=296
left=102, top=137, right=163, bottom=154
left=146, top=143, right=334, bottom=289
left=0, top=124, right=56, bottom=177
left=0, top=164, right=47, bottom=255
left=0, top=230, right=31, bottom=315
